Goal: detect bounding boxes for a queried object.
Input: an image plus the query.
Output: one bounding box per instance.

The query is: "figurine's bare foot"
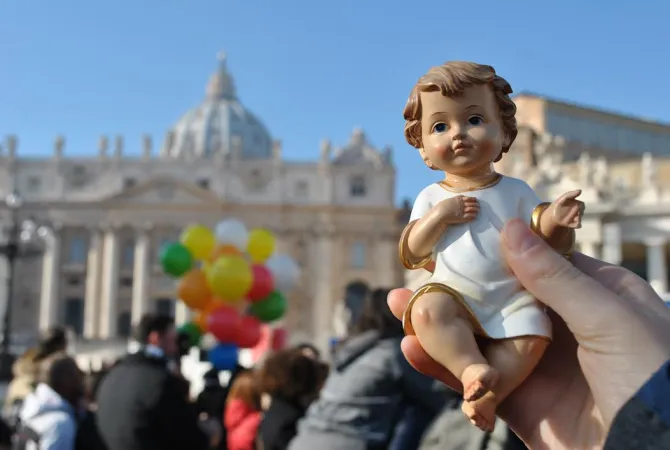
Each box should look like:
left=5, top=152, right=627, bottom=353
left=462, top=396, right=497, bottom=433
left=462, top=363, right=499, bottom=402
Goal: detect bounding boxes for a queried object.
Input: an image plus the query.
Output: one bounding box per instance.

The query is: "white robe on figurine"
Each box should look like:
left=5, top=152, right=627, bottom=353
left=409, top=175, right=552, bottom=340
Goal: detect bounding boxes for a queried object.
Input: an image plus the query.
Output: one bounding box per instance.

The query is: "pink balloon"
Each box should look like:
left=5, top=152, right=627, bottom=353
left=247, top=265, right=275, bottom=302
left=207, top=306, right=241, bottom=343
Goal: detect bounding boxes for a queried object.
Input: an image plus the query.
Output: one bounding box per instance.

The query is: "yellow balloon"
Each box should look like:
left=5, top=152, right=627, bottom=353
left=246, top=228, right=275, bottom=263
left=180, top=225, right=216, bottom=261
left=205, top=255, right=253, bottom=301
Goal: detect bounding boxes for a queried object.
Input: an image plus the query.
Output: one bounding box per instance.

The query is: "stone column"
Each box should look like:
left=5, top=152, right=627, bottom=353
left=131, top=226, right=151, bottom=325
left=39, top=227, right=61, bottom=331
left=601, top=223, right=622, bottom=265
left=375, top=234, right=398, bottom=287
left=175, top=302, right=192, bottom=325
left=99, top=227, right=120, bottom=338
left=84, top=228, right=102, bottom=338
left=645, top=238, right=668, bottom=295
left=311, top=220, right=335, bottom=359
left=579, top=241, right=601, bottom=259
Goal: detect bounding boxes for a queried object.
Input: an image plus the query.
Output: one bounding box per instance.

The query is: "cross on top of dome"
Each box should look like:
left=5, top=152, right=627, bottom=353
left=206, top=51, right=236, bottom=101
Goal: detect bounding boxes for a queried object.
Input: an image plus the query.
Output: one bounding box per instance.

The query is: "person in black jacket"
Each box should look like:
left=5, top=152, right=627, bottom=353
left=95, top=314, right=214, bottom=450
left=257, top=348, right=329, bottom=450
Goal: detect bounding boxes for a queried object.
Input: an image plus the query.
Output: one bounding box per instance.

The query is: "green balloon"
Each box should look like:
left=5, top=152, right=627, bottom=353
left=249, top=291, right=287, bottom=323
left=161, top=243, right=193, bottom=277
left=179, top=322, right=202, bottom=347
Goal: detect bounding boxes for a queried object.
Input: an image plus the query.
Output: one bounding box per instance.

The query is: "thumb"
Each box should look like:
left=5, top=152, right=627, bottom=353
left=502, top=218, right=622, bottom=334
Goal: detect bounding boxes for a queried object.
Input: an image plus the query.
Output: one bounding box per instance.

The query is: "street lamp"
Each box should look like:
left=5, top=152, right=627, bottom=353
left=0, top=191, right=49, bottom=380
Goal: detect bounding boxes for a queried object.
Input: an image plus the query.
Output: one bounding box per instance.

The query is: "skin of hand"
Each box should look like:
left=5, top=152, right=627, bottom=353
left=388, top=218, right=670, bottom=449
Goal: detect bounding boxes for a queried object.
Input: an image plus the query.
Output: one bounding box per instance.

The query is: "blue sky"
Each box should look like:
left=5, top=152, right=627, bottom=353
left=1, top=0, right=669, bottom=204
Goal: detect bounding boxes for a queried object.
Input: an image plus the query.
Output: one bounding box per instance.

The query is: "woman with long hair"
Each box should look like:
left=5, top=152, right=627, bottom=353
left=224, top=369, right=262, bottom=450
left=288, top=288, right=449, bottom=450
left=257, top=348, right=329, bottom=450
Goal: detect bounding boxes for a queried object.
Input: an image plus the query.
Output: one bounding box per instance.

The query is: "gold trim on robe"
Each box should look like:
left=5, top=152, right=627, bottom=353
left=398, top=220, right=433, bottom=270
left=402, top=282, right=551, bottom=342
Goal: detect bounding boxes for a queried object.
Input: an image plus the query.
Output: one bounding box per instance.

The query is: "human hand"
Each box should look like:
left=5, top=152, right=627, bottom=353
left=388, top=218, right=670, bottom=449
left=436, top=195, right=480, bottom=224
left=549, top=190, right=585, bottom=229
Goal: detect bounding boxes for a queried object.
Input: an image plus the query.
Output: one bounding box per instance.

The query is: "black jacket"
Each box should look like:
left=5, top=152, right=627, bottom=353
left=258, top=397, right=305, bottom=450
left=95, top=352, right=209, bottom=450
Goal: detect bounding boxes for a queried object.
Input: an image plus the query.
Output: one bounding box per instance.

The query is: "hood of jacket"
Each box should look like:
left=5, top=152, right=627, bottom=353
left=19, top=383, right=75, bottom=422
left=332, top=330, right=384, bottom=371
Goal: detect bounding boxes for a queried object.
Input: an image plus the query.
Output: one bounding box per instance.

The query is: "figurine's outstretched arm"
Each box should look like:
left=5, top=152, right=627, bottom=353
left=530, top=189, right=584, bottom=258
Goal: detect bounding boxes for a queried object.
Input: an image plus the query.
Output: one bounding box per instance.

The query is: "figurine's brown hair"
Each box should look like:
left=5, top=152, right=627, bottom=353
left=403, top=61, right=517, bottom=163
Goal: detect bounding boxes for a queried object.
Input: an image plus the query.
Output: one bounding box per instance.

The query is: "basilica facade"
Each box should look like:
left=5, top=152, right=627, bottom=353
left=0, top=56, right=404, bottom=355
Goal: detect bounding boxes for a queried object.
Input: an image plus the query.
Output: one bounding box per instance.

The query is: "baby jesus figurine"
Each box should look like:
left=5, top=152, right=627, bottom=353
left=399, top=61, right=585, bottom=431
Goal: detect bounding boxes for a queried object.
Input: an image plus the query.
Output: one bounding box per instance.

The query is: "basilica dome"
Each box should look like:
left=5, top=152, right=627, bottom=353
left=161, top=54, right=273, bottom=159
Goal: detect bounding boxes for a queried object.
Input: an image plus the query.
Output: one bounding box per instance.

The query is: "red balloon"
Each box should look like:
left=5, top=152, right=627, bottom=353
left=247, top=265, right=275, bottom=302
left=235, top=315, right=262, bottom=349
left=207, top=306, right=241, bottom=343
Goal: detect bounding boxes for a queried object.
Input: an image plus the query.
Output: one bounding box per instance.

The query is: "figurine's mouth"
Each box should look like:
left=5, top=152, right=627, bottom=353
left=453, top=144, right=473, bottom=153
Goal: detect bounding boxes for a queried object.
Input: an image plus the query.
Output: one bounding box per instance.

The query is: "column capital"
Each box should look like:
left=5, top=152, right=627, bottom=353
left=133, top=222, right=154, bottom=234
left=644, top=237, right=668, bottom=247
left=99, top=222, right=122, bottom=234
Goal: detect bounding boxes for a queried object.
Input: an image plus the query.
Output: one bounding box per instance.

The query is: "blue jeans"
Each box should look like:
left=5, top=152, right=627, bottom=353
left=388, top=406, right=436, bottom=450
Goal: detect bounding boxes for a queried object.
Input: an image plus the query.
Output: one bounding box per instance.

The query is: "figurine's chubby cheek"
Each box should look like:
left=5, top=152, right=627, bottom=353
left=428, top=143, right=451, bottom=158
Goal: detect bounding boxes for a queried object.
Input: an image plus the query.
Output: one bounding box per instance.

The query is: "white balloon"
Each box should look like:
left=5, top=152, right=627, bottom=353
left=266, top=253, right=300, bottom=292
left=214, top=218, right=248, bottom=250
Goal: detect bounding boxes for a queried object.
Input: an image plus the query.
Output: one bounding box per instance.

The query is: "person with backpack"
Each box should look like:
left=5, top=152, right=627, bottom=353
left=15, top=353, right=84, bottom=449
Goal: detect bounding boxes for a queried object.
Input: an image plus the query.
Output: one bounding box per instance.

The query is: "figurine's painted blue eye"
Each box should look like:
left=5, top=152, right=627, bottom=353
left=468, top=115, right=484, bottom=126
left=433, top=123, right=447, bottom=133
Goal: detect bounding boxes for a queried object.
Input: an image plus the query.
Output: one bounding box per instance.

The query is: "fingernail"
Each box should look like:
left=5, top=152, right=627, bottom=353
left=504, top=219, right=540, bottom=254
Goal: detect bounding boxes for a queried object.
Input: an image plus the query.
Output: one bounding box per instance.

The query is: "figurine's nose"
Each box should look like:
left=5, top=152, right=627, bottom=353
left=451, top=125, right=467, bottom=141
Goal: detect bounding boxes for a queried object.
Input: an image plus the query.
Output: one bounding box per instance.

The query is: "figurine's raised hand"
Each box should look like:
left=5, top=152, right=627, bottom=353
left=550, top=189, right=585, bottom=229
left=437, top=195, right=479, bottom=224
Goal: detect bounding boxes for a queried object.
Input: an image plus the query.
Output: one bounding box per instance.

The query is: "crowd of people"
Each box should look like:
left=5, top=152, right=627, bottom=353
left=0, top=220, right=669, bottom=449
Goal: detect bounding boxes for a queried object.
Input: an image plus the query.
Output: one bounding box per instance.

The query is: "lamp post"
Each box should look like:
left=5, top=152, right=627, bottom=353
left=0, top=191, right=49, bottom=380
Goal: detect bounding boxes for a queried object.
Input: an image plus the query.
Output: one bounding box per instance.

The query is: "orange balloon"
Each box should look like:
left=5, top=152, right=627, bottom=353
left=177, top=269, right=212, bottom=310
left=193, top=301, right=219, bottom=332
left=209, top=244, right=241, bottom=261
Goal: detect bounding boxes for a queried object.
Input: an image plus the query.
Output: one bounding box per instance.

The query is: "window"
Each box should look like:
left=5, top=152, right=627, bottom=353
left=117, top=312, right=132, bottom=337
left=68, top=237, right=87, bottom=264
left=120, top=277, right=133, bottom=288
left=350, top=176, right=366, bottom=197
left=294, top=180, right=308, bottom=199
left=350, top=241, right=366, bottom=268
left=26, top=176, right=41, bottom=192
left=66, top=275, right=81, bottom=287
left=156, top=298, right=175, bottom=318
left=64, top=298, right=84, bottom=336
left=123, top=178, right=136, bottom=189
left=122, top=241, right=134, bottom=267
left=197, top=178, right=210, bottom=190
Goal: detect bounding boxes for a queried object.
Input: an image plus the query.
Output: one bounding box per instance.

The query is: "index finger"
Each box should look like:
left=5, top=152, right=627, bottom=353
left=556, top=189, right=582, bottom=204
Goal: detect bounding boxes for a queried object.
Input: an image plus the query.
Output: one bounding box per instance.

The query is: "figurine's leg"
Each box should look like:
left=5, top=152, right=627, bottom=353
left=462, top=336, right=549, bottom=431
left=410, top=291, right=499, bottom=402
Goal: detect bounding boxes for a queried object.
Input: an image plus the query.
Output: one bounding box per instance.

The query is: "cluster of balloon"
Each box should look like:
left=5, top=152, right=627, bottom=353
left=160, top=219, right=300, bottom=371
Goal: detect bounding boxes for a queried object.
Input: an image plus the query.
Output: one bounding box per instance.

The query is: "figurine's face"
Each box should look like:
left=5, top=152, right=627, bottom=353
left=419, top=84, right=506, bottom=175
